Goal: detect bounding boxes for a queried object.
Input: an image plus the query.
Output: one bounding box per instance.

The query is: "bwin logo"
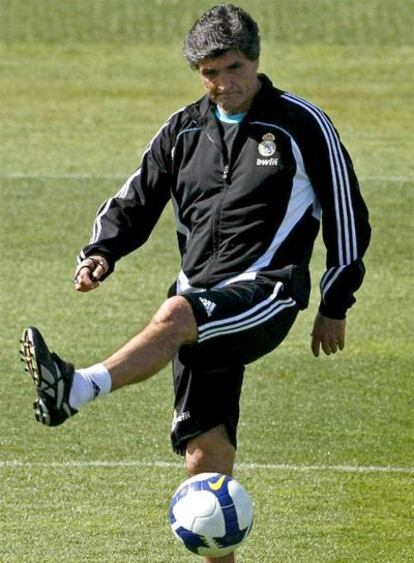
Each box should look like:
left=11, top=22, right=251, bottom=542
left=257, top=157, right=279, bottom=166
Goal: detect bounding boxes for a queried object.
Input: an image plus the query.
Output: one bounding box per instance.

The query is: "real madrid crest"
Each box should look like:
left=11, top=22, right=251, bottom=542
left=258, top=132, right=277, bottom=157
left=256, top=132, right=279, bottom=167
left=257, top=133, right=279, bottom=166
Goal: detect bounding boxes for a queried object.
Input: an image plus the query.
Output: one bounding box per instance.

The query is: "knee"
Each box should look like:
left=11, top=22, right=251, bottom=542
left=152, top=296, right=197, bottom=344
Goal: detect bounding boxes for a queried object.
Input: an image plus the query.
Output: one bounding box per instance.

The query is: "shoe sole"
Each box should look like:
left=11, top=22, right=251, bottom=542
left=20, top=328, right=41, bottom=386
left=20, top=328, right=52, bottom=425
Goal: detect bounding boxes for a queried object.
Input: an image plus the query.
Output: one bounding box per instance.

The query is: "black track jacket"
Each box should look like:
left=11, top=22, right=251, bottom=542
left=79, top=75, right=371, bottom=319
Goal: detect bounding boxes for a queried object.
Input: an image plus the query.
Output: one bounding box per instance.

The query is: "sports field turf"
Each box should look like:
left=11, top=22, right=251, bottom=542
left=1, top=1, right=413, bottom=561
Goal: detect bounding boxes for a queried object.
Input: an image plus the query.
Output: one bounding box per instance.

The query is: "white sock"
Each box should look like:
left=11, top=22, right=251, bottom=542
left=69, top=363, right=112, bottom=410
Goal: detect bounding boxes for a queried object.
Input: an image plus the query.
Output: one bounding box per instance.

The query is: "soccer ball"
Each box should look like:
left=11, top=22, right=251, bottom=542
left=169, top=472, right=254, bottom=557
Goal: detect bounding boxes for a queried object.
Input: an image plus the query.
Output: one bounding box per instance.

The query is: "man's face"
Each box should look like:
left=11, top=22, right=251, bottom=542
left=198, top=50, right=259, bottom=114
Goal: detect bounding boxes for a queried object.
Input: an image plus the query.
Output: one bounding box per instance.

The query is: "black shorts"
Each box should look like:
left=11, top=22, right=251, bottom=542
left=170, top=276, right=299, bottom=455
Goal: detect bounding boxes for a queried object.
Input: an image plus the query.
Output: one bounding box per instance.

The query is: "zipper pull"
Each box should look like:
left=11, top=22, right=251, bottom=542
left=222, top=164, right=229, bottom=180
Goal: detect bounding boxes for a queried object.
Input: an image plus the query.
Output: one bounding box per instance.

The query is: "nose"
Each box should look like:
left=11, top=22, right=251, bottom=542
left=216, top=73, right=233, bottom=93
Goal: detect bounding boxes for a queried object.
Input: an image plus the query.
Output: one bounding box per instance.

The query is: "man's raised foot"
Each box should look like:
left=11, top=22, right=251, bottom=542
left=20, top=326, right=77, bottom=426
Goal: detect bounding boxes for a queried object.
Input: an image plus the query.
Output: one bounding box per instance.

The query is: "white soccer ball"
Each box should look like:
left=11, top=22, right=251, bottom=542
left=169, top=472, right=254, bottom=557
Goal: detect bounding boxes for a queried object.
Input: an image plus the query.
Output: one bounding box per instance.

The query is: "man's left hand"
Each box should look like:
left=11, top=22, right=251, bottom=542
left=311, top=312, right=346, bottom=357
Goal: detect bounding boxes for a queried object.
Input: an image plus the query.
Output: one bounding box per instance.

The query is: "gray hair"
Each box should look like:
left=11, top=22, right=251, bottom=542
left=183, top=4, right=260, bottom=69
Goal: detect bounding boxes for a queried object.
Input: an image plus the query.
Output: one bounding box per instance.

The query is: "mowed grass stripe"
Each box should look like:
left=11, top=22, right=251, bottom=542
left=1, top=460, right=413, bottom=474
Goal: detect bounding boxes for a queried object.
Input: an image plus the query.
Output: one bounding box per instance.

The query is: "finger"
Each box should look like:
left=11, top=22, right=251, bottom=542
left=91, top=263, right=106, bottom=282
left=311, top=334, right=320, bottom=357
left=75, top=278, right=99, bottom=292
left=75, top=266, right=94, bottom=285
left=75, top=280, right=99, bottom=292
left=321, top=338, right=331, bottom=356
left=74, top=267, right=99, bottom=292
left=73, top=257, right=108, bottom=284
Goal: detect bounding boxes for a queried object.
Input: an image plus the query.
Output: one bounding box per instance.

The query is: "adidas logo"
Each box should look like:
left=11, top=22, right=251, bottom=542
left=91, top=380, right=101, bottom=399
left=199, top=297, right=216, bottom=317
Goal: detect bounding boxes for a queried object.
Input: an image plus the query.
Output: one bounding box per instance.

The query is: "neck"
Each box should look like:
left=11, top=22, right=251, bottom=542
left=215, top=106, right=246, bottom=123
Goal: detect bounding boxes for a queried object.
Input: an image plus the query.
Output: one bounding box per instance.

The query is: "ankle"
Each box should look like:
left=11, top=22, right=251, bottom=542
left=69, top=364, right=112, bottom=409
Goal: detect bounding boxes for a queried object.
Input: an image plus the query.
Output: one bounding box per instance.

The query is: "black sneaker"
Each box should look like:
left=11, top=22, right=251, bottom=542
left=20, top=326, right=78, bottom=426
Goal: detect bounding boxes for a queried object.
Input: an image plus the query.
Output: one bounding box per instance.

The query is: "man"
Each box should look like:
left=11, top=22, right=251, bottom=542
left=20, top=5, right=370, bottom=562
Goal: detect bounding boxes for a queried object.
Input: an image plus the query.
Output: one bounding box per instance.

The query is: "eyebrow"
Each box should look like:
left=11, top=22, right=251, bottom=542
left=201, top=61, right=244, bottom=73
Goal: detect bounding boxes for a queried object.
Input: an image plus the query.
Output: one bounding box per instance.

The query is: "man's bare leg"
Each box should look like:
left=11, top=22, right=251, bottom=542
left=186, top=425, right=237, bottom=563
left=104, top=296, right=197, bottom=389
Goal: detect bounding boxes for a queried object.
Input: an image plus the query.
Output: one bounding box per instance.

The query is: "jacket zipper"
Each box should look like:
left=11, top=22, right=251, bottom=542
left=204, top=160, right=231, bottom=286
left=204, top=120, right=238, bottom=286
left=222, top=164, right=229, bottom=181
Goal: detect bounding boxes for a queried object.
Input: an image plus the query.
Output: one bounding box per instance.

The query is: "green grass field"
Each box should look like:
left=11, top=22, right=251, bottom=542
left=1, top=1, right=413, bottom=561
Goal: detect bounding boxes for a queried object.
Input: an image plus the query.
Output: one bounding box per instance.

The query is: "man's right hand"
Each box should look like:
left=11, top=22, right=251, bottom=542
left=74, top=256, right=109, bottom=292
